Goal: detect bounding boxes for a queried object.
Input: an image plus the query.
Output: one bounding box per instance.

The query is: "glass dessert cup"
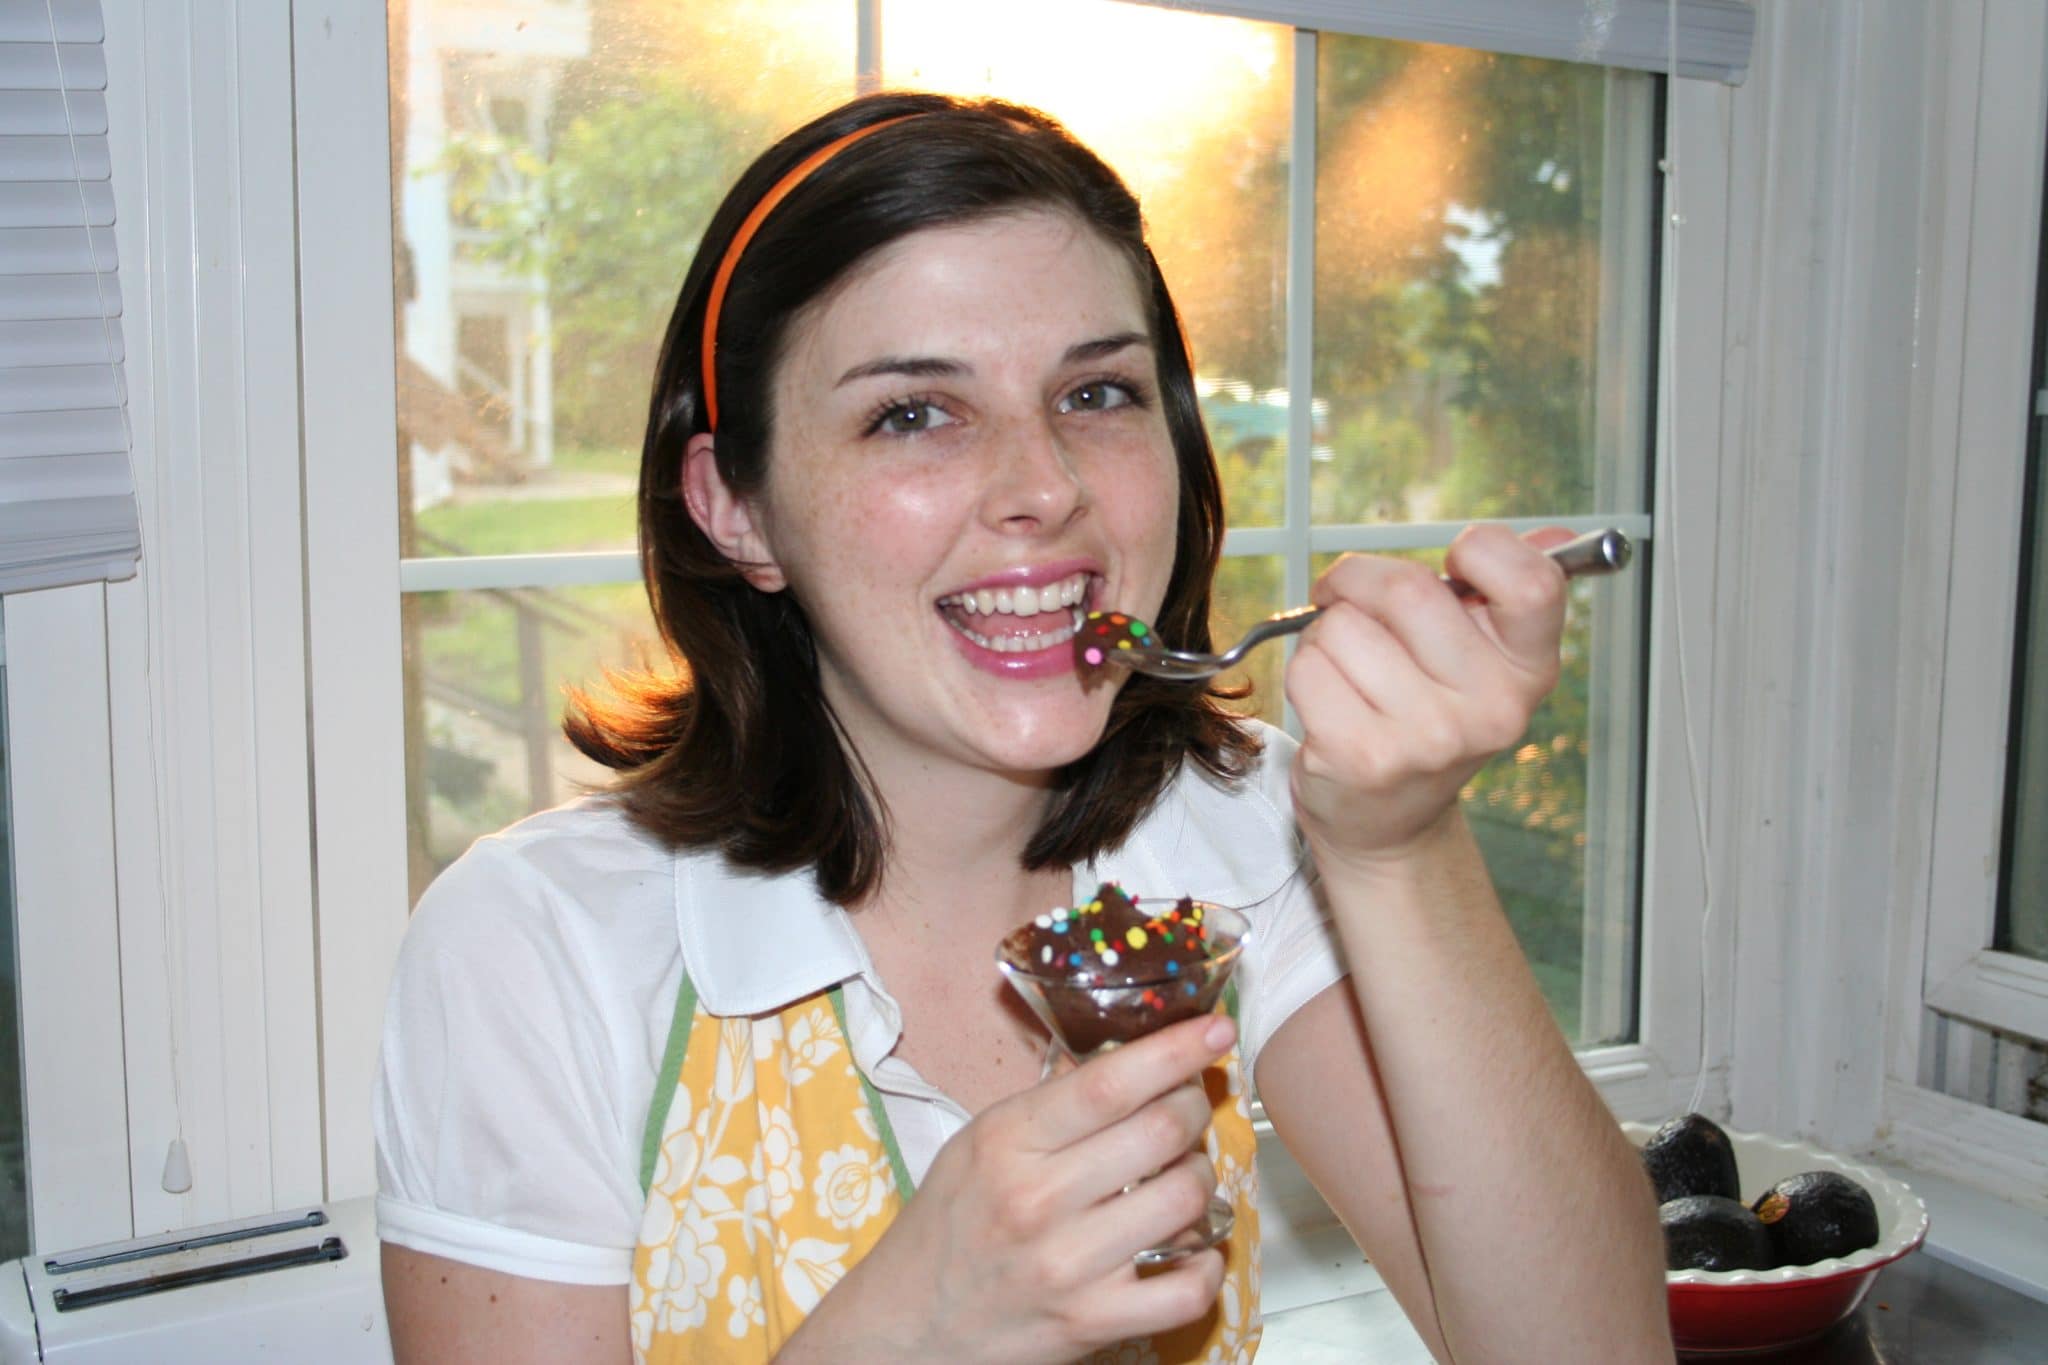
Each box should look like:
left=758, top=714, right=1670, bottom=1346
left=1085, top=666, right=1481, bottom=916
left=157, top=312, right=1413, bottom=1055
left=995, top=897, right=1251, bottom=1267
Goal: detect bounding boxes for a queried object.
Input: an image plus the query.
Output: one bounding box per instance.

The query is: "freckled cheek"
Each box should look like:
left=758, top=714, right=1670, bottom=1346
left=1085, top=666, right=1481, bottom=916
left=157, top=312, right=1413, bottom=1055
left=784, top=473, right=964, bottom=586
left=1092, top=449, right=1179, bottom=534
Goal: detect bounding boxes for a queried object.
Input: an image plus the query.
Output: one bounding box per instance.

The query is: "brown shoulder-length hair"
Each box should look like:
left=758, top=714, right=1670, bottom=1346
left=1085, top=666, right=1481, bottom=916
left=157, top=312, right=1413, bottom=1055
left=565, top=91, right=1260, bottom=905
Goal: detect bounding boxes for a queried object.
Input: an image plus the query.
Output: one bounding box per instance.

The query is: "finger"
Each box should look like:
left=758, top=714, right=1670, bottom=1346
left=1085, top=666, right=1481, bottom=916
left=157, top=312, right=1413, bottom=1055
left=1044, top=1080, right=1215, bottom=1207
left=1442, top=524, right=1567, bottom=669
left=1061, top=1149, right=1221, bottom=1279
left=1521, top=524, right=1579, bottom=554
left=1058, top=1247, right=1227, bottom=1349
left=1283, top=624, right=1396, bottom=763
left=1314, top=553, right=1499, bottom=692
left=1296, top=604, right=1463, bottom=742
left=1023, top=1013, right=1234, bottom=1152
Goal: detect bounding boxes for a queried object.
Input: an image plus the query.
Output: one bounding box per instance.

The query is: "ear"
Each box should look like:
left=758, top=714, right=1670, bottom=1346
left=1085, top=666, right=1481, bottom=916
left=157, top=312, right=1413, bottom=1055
left=682, top=433, right=787, bottom=592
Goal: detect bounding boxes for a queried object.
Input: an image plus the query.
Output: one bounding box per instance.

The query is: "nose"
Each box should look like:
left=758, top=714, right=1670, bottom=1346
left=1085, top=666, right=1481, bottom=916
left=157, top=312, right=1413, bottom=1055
left=982, top=415, right=1086, bottom=533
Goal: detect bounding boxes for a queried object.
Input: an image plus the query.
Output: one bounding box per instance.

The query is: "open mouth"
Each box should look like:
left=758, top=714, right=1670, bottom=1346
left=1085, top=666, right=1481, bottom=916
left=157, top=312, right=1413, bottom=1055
left=935, top=571, right=1093, bottom=654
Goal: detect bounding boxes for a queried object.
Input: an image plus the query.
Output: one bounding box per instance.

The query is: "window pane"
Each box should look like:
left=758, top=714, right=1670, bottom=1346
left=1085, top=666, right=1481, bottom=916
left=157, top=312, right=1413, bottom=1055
left=1307, top=547, right=1645, bottom=1046
left=389, top=0, right=857, bottom=560
left=1312, top=40, right=1655, bottom=527
left=882, top=0, right=1293, bottom=527
left=401, top=583, right=670, bottom=899
left=1212, top=554, right=1286, bottom=725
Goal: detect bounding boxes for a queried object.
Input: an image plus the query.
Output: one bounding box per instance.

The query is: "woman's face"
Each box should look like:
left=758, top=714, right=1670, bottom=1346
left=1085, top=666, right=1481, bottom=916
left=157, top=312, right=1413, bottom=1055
left=748, top=209, right=1181, bottom=783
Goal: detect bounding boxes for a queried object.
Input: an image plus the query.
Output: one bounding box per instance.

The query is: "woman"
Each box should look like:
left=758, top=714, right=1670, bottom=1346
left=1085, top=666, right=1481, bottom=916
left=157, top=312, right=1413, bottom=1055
left=375, top=91, right=1669, bottom=1363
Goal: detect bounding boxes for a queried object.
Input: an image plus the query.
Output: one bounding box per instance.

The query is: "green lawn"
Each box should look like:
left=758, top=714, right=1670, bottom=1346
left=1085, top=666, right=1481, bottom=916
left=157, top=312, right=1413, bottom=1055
left=417, top=493, right=636, bottom=556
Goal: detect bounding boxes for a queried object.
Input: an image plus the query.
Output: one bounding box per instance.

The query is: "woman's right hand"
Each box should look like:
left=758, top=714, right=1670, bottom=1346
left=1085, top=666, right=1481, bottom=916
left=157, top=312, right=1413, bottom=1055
left=778, top=1011, right=1236, bottom=1364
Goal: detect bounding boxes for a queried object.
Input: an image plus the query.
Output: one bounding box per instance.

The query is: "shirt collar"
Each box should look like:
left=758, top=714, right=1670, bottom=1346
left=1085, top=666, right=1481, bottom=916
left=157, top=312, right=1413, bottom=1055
left=675, top=850, right=870, bottom=1017
left=674, top=746, right=1302, bottom=1014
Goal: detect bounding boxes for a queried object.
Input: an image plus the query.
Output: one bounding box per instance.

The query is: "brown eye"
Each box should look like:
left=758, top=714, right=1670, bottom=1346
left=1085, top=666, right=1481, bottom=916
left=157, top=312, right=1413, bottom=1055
left=869, top=400, right=957, bottom=436
left=1061, top=382, right=1134, bottom=414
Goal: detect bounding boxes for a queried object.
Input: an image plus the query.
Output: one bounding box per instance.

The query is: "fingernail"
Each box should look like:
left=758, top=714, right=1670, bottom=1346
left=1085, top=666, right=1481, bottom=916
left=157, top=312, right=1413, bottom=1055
left=1204, top=1016, right=1235, bottom=1050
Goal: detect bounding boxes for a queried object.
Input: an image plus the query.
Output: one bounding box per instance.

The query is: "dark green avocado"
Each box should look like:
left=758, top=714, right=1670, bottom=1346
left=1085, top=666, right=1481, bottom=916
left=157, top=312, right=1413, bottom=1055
left=1751, top=1171, right=1880, bottom=1265
left=1660, top=1195, right=1777, bottom=1271
left=1641, top=1113, right=1741, bottom=1203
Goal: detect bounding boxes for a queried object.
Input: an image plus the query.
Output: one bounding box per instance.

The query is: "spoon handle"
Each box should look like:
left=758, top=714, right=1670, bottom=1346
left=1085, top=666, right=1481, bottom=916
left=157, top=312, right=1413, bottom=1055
left=1220, top=528, right=1634, bottom=665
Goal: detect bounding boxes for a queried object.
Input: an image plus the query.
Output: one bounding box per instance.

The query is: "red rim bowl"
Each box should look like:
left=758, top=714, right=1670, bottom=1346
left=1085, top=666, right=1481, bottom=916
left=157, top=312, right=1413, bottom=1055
left=1621, top=1121, right=1930, bottom=1355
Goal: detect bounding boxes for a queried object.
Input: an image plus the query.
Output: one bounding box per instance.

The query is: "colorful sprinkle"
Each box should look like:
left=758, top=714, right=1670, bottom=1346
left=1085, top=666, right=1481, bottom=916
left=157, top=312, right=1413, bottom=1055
left=1125, top=927, right=1148, bottom=950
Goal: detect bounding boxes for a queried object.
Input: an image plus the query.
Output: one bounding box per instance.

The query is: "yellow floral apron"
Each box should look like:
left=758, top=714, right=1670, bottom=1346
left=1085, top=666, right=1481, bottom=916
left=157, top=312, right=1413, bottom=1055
left=628, top=974, right=1263, bottom=1363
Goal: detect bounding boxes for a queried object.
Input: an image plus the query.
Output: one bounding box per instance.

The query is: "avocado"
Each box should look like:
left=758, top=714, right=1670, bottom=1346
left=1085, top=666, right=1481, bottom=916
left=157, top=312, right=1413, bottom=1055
left=1751, top=1171, right=1880, bottom=1265
left=1640, top=1113, right=1741, bottom=1203
left=1660, top=1195, right=1777, bottom=1271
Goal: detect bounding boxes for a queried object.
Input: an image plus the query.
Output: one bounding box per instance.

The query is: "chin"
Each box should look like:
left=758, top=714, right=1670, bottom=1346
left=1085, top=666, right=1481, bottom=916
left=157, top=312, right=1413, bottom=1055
left=974, top=701, right=1113, bottom=776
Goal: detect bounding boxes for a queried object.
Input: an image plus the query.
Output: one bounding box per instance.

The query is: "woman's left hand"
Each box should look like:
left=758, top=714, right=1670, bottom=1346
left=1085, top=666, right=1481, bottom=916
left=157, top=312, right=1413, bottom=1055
left=1284, top=522, right=1571, bottom=874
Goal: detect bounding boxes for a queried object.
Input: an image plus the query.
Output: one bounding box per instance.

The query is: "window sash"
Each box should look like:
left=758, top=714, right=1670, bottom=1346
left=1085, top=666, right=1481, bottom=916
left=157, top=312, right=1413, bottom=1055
left=1114, top=0, right=1754, bottom=84
left=1918, top=0, right=2048, bottom=1046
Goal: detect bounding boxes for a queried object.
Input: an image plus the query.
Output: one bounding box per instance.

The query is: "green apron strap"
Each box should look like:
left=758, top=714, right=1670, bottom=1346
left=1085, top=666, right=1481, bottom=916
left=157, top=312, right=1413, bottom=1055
left=829, top=986, right=916, bottom=1200
left=638, top=968, right=700, bottom=1197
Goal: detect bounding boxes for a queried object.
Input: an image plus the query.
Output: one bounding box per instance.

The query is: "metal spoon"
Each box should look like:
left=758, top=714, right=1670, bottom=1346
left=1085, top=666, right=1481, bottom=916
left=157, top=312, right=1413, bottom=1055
left=1074, top=527, right=1634, bottom=683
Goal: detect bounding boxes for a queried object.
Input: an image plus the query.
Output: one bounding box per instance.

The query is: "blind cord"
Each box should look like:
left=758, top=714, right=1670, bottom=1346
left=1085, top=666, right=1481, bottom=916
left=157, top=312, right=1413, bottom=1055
left=44, top=0, right=191, bottom=1197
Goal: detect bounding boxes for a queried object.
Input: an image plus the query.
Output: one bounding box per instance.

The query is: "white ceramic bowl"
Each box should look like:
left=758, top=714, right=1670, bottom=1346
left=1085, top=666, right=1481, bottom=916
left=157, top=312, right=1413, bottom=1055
left=1622, top=1121, right=1929, bottom=1354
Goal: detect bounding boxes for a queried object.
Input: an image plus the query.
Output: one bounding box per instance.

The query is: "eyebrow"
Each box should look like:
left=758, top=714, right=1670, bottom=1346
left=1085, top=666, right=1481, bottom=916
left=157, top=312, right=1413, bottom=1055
left=832, top=332, right=1153, bottom=387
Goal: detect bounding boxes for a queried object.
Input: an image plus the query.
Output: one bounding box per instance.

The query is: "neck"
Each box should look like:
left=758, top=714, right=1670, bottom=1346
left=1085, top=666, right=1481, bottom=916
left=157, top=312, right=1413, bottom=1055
left=849, top=746, right=1074, bottom=942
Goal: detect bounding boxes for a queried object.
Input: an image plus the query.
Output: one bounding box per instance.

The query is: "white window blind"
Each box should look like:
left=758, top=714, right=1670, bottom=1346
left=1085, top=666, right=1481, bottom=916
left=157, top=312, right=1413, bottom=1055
left=0, top=0, right=138, bottom=594
left=1127, top=0, right=1754, bottom=84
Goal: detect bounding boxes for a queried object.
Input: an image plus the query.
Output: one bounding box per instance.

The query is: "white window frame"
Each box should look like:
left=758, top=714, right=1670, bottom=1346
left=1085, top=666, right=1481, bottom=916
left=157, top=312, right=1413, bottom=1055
left=1876, top=0, right=2048, bottom=1198
left=1915, top=0, right=2048, bottom=1048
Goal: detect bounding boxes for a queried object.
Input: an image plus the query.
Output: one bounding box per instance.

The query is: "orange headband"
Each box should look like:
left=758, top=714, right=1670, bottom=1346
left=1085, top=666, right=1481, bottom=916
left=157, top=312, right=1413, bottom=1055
left=700, top=116, right=918, bottom=430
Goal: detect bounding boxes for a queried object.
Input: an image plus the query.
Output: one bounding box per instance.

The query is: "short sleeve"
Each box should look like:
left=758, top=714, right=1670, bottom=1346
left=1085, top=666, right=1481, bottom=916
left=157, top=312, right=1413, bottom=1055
left=373, top=839, right=648, bottom=1285
left=1228, top=733, right=1348, bottom=1089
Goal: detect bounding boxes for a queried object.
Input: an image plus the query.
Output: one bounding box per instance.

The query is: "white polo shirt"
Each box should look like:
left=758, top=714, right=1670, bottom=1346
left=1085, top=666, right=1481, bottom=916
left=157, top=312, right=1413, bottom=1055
left=373, top=720, right=1346, bottom=1286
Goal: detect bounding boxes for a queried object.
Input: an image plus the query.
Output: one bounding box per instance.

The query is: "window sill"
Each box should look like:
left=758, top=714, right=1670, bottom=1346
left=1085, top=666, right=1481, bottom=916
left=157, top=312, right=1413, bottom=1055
left=1873, top=1159, right=2048, bottom=1305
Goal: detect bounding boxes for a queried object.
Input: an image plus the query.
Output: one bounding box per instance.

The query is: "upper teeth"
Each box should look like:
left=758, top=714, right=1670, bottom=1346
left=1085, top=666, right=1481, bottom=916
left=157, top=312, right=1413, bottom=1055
left=942, top=572, right=1090, bottom=617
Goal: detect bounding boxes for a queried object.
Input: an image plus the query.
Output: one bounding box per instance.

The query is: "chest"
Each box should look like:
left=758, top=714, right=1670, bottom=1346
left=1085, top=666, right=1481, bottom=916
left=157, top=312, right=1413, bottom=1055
left=856, top=922, right=1057, bottom=1117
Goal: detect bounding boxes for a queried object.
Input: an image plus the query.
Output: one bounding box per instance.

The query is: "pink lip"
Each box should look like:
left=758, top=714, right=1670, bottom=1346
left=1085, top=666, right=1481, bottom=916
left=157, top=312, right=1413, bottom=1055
left=945, top=627, right=1079, bottom=680
left=942, top=557, right=1100, bottom=597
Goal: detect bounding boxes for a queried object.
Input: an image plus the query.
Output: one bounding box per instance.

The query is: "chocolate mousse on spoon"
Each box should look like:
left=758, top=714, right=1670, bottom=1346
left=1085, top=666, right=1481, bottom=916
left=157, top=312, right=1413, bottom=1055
left=1075, top=526, right=1634, bottom=682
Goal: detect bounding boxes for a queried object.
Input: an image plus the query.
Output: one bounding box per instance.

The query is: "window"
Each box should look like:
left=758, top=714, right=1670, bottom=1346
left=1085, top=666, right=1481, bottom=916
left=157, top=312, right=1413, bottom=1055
left=387, top=0, right=1657, bottom=1047
left=1885, top=0, right=2048, bottom=1196
left=1918, top=0, right=2048, bottom=1061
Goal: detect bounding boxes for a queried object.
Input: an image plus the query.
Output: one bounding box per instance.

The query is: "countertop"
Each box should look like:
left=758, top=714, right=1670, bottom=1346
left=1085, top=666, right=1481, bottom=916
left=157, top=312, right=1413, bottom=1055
left=1256, top=1249, right=2048, bottom=1362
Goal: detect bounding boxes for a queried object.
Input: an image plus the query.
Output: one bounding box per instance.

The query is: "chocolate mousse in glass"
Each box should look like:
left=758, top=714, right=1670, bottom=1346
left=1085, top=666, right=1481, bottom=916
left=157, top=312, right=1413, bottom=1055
left=995, top=882, right=1251, bottom=1265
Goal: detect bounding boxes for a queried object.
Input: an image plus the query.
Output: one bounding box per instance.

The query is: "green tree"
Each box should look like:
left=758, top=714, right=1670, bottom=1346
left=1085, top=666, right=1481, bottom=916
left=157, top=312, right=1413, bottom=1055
left=1301, top=39, right=1641, bottom=1038
left=443, top=81, right=769, bottom=454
